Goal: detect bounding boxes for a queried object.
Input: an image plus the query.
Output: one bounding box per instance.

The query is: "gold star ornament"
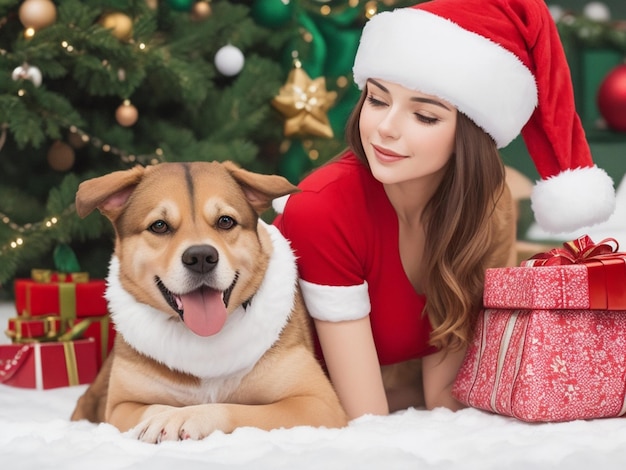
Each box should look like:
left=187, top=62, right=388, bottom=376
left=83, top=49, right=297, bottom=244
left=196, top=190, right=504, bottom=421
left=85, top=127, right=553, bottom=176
left=272, top=64, right=337, bottom=138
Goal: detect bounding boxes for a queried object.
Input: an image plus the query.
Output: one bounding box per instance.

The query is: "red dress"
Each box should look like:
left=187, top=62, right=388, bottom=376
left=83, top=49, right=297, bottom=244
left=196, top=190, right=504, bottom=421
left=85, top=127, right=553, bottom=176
left=274, top=151, right=436, bottom=365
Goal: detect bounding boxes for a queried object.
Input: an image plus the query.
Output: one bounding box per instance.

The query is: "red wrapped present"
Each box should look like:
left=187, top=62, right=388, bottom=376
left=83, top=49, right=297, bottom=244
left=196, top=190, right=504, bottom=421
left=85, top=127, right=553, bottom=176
left=11, top=270, right=114, bottom=368
left=453, top=235, right=626, bottom=422
left=65, top=316, right=115, bottom=368
left=6, top=315, right=62, bottom=342
left=14, top=270, right=107, bottom=318
left=0, top=338, right=98, bottom=389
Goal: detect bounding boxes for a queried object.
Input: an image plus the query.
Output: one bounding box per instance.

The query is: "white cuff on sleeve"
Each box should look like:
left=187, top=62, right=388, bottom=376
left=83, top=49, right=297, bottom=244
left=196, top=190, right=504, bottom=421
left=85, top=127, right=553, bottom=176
left=299, top=279, right=370, bottom=322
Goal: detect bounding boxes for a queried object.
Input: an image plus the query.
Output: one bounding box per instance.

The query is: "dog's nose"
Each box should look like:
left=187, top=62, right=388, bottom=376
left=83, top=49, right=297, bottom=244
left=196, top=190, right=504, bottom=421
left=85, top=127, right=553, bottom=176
left=182, top=245, right=219, bottom=274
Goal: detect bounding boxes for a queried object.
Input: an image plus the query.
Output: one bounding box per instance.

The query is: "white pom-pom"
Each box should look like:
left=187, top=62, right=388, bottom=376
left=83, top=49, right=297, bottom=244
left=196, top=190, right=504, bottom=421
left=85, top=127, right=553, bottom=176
left=531, top=166, right=615, bottom=233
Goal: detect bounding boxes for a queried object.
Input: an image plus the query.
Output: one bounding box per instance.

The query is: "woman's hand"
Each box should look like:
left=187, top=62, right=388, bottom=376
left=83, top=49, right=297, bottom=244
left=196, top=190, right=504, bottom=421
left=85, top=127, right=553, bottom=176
left=422, top=346, right=467, bottom=410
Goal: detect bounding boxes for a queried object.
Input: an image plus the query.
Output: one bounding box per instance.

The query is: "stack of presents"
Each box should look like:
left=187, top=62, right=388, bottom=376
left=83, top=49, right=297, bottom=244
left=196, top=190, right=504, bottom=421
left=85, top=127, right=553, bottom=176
left=1, top=235, right=625, bottom=424
left=0, top=270, right=114, bottom=390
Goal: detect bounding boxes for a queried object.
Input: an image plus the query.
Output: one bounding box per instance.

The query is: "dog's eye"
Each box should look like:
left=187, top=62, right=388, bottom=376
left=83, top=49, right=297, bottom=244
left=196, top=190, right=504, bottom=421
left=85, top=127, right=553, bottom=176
left=217, top=216, right=236, bottom=230
left=149, top=220, right=169, bottom=234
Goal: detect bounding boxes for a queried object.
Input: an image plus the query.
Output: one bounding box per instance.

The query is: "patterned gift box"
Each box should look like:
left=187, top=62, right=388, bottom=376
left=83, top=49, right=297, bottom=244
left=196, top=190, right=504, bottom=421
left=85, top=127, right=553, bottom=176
left=453, top=236, right=626, bottom=422
left=0, top=338, right=98, bottom=390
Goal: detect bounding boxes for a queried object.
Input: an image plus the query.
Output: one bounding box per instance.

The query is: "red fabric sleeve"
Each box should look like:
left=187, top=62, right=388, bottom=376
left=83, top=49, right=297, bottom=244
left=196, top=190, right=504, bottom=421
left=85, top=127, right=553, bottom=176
left=277, top=168, right=366, bottom=288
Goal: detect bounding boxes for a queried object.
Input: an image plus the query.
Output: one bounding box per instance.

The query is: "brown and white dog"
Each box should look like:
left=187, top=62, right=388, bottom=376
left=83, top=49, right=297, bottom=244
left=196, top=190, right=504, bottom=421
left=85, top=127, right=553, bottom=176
left=70, top=161, right=347, bottom=443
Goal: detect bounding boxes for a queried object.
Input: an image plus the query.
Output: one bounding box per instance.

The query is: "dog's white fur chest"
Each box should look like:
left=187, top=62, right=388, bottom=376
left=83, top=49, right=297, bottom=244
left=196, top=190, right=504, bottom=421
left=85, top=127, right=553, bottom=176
left=161, top=372, right=249, bottom=405
left=105, top=223, right=298, bottom=380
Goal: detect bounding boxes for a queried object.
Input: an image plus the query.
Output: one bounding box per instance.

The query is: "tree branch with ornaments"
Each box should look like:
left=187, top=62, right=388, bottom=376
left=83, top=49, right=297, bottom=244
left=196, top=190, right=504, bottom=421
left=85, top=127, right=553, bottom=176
left=0, top=0, right=293, bottom=288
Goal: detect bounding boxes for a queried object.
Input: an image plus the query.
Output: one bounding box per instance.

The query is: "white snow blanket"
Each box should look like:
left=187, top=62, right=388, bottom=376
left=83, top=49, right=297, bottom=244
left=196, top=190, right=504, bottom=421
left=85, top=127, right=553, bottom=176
left=1, top=303, right=626, bottom=470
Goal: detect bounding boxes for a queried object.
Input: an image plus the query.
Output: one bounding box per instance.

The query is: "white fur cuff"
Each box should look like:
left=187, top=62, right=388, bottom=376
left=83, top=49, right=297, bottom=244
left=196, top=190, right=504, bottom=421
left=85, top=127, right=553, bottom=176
left=299, top=280, right=370, bottom=322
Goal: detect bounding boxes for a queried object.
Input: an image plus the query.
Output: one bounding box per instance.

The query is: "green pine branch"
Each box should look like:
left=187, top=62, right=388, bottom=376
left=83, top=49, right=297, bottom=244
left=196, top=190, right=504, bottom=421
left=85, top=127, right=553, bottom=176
left=0, top=0, right=296, bottom=292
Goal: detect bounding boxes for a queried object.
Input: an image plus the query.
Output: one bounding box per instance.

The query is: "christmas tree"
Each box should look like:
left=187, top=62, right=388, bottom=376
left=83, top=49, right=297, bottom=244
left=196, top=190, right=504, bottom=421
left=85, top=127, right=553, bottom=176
left=0, top=0, right=414, bottom=297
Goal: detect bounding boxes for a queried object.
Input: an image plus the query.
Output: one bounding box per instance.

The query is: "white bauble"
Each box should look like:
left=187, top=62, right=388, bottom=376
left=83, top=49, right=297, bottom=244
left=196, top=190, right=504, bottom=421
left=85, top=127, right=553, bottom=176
left=547, top=4, right=565, bottom=22
left=214, top=44, right=245, bottom=77
left=583, top=2, right=611, bottom=21
left=12, top=64, right=42, bottom=87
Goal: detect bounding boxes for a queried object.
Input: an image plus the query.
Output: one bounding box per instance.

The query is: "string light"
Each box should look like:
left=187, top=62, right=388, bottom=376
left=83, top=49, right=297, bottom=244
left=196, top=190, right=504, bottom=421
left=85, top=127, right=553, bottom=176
left=0, top=122, right=165, bottom=258
left=66, top=125, right=164, bottom=165
left=0, top=206, right=73, bottom=257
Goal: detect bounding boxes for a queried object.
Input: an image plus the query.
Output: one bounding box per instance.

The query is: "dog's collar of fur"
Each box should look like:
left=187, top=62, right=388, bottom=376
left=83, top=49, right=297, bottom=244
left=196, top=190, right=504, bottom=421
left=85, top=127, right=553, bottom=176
left=105, top=222, right=298, bottom=379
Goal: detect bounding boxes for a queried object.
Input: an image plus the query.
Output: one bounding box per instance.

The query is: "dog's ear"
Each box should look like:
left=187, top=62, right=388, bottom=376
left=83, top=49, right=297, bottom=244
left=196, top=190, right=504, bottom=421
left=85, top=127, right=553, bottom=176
left=75, top=165, right=147, bottom=219
left=222, top=161, right=300, bottom=214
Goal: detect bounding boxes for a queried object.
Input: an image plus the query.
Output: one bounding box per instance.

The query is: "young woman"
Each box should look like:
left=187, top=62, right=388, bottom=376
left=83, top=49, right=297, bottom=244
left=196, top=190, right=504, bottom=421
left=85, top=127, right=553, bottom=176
left=274, top=0, right=615, bottom=420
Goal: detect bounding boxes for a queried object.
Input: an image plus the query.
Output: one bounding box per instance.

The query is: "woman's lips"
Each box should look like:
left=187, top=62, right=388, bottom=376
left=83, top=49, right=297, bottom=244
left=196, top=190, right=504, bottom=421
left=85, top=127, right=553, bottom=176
left=372, top=144, right=406, bottom=163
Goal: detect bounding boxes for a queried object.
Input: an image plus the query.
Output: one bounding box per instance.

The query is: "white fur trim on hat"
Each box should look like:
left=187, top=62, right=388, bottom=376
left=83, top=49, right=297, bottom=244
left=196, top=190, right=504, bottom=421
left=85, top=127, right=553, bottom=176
left=352, top=9, right=537, bottom=148
left=299, top=279, right=370, bottom=322
left=530, top=165, right=616, bottom=234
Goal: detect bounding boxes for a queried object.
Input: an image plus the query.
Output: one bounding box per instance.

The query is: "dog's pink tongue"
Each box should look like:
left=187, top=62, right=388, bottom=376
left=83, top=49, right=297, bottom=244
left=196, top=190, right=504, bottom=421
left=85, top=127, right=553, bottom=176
left=180, top=287, right=227, bottom=336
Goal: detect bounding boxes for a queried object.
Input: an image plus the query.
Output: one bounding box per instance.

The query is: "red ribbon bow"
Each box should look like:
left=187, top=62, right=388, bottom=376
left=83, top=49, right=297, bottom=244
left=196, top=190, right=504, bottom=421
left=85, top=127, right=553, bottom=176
left=527, top=235, right=621, bottom=266
left=525, top=235, right=626, bottom=310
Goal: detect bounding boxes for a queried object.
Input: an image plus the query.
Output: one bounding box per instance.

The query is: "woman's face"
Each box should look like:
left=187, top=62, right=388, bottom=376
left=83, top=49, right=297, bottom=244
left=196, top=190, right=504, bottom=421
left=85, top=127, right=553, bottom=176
left=359, top=79, right=457, bottom=186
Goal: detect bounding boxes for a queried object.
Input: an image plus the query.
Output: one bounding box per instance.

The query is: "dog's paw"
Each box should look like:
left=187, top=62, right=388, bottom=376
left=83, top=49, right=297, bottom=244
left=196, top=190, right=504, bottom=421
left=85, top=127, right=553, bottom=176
left=132, top=405, right=230, bottom=443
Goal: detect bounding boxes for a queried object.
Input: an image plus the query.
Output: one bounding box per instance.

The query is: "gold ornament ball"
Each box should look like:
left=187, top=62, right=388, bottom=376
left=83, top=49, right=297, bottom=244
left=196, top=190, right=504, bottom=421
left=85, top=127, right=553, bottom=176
left=47, top=141, right=75, bottom=172
left=191, top=1, right=212, bottom=20
left=19, top=0, right=57, bottom=31
left=100, top=12, right=134, bottom=41
left=116, top=101, right=139, bottom=127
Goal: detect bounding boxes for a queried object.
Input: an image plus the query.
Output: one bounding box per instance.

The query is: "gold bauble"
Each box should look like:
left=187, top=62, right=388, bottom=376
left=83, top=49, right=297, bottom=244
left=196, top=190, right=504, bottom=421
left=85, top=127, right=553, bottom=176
left=47, top=141, right=75, bottom=172
left=18, top=0, right=57, bottom=31
left=100, top=12, right=134, bottom=41
left=191, top=1, right=212, bottom=21
left=115, top=100, right=139, bottom=127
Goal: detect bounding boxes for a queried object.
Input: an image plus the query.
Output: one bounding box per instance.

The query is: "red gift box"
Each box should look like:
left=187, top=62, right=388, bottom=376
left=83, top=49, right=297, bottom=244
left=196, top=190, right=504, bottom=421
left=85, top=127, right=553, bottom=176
left=0, top=338, right=98, bottom=389
left=453, top=236, right=626, bottom=422
left=11, top=270, right=113, bottom=369
left=6, top=316, right=62, bottom=342
left=14, top=271, right=107, bottom=318
left=66, top=316, right=115, bottom=368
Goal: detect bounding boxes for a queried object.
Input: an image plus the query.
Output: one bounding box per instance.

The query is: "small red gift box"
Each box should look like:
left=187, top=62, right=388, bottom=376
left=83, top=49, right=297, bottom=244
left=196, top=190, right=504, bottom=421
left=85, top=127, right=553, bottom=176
left=0, top=338, right=98, bottom=389
left=453, top=236, right=626, bottom=422
left=14, top=270, right=107, bottom=318
left=6, top=316, right=62, bottom=342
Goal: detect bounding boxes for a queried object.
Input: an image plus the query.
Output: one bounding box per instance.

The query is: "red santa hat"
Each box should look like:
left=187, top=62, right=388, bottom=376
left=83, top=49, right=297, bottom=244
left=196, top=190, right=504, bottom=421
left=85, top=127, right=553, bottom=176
left=352, top=0, right=615, bottom=234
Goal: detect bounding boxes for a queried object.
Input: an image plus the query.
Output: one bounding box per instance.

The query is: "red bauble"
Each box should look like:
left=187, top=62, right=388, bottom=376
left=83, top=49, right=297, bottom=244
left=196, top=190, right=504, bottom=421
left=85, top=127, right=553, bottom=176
left=597, top=64, right=626, bottom=132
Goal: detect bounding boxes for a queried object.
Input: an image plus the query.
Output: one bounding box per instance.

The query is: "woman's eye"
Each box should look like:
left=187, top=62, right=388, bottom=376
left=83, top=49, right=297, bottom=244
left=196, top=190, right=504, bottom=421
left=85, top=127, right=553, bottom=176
left=217, top=216, right=236, bottom=230
left=149, top=220, right=169, bottom=234
left=415, top=114, right=439, bottom=125
left=366, top=95, right=387, bottom=107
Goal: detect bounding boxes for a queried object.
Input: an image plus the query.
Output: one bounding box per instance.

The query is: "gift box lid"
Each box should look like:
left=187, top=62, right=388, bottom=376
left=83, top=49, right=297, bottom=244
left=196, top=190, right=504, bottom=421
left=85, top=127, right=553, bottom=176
left=484, top=265, right=592, bottom=310
left=484, top=236, right=626, bottom=310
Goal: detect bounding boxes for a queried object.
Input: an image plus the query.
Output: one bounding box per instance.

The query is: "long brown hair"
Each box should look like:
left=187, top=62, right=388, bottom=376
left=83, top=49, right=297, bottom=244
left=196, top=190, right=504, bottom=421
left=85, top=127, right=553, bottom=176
left=345, top=91, right=506, bottom=350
